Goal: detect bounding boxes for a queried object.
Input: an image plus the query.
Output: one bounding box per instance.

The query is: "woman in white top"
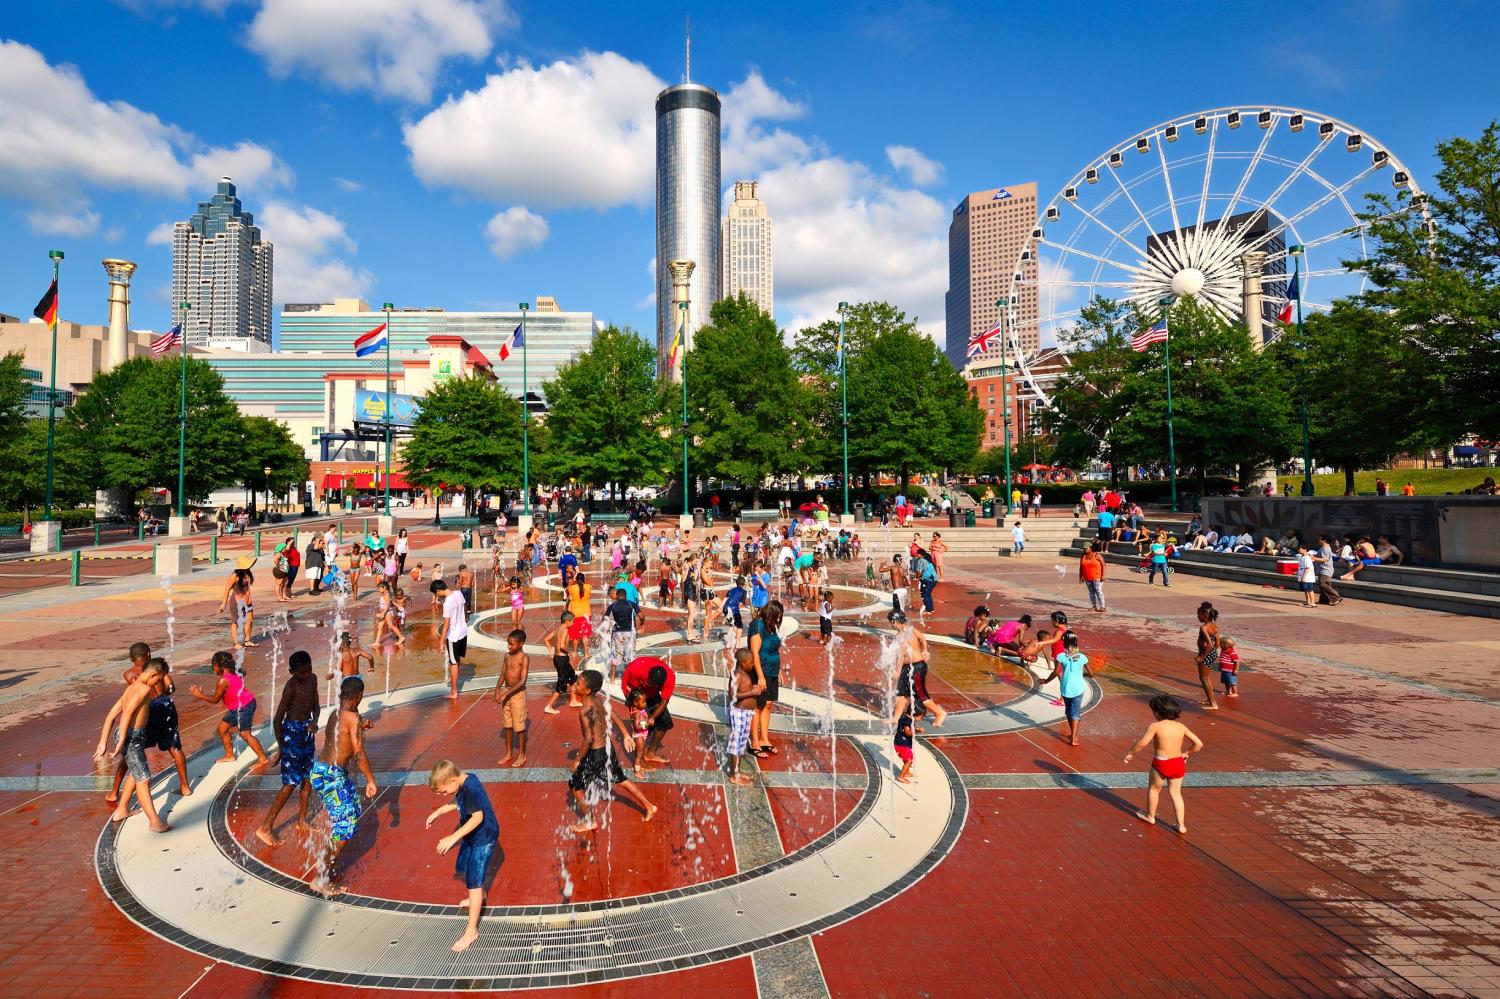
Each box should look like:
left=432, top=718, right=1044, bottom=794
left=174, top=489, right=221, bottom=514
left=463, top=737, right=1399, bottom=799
left=395, top=528, right=410, bottom=575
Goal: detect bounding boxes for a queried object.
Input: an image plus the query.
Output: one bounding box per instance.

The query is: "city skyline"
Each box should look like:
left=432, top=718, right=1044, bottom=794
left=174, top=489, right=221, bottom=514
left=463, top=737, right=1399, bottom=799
left=1, top=2, right=1496, bottom=353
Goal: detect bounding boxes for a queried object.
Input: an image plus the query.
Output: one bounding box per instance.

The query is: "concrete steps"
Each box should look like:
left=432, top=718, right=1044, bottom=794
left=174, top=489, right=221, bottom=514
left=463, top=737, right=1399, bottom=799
left=1059, top=543, right=1500, bottom=620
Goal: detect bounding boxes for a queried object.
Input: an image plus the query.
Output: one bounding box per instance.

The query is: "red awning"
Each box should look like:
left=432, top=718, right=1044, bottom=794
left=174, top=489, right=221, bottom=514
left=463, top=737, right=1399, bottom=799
left=383, top=473, right=411, bottom=490
left=349, top=473, right=376, bottom=489
left=321, top=473, right=344, bottom=489
left=466, top=345, right=492, bottom=368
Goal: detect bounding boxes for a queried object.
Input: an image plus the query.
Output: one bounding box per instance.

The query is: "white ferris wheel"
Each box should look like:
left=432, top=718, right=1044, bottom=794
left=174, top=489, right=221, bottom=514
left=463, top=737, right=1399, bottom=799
left=1004, top=105, right=1427, bottom=409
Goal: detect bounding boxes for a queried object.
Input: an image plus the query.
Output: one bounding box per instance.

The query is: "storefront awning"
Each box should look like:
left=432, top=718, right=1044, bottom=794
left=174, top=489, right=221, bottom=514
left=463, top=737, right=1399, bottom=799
left=321, top=473, right=344, bottom=489
left=383, top=473, right=412, bottom=490
left=349, top=473, right=376, bottom=489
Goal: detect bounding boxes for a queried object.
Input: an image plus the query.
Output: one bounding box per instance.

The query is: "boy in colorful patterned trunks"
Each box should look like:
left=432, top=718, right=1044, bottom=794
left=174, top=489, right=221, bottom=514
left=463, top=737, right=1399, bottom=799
left=309, top=676, right=378, bottom=895
left=256, top=651, right=320, bottom=847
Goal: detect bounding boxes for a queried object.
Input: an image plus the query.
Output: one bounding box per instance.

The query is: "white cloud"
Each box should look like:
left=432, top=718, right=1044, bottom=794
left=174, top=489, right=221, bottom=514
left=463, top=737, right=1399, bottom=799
left=246, top=0, right=514, bottom=102
left=885, top=145, right=944, bottom=186
left=0, top=40, right=288, bottom=205
left=722, top=70, right=813, bottom=178
left=25, top=204, right=101, bottom=236
left=404, top=51, right=660, bottom=209
left=258, top=200, right=374, bottom=304
left=332, top=176, right=363, bottom=192
left=146, top=221, right=176, bottom=245
left=483, top=206, right=548, bottom=260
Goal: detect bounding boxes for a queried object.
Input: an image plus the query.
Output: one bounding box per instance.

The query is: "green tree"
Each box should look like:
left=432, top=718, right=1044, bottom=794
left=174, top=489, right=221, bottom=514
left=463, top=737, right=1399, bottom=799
left=65, top=356, right=245, bottom=509
left=539, top=326, right=671, bottom=505
left=684, top=294, right=808, bottom=508
left=1358, top=121, right=1500, bottom=439
left=0, top=353, right=26, bottom=443
left=238, top=416, right=310, bottom=506
left=0, top=418, right=93, bottom=514
left=792, top=301, right=919, bottom=475
left=1277, top=300, right=1427, bottom=494
left=845, top=326, right=982, bottom=491
left=1108, top=297, right=1297, bottom=493
left=1044, top=297, right=1144, bottom=482
left=399, top=374, right=524, bottom=516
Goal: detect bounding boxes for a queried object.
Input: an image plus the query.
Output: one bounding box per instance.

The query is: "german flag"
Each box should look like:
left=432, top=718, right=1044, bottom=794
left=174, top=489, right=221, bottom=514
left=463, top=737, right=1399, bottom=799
left=33, top=279, right=57, bottom=332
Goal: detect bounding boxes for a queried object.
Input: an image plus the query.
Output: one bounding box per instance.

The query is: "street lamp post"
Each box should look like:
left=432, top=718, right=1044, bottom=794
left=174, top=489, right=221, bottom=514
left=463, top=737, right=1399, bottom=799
left=42, top=250, right=63, bottom=522
left=1289, top=244, right=1314, bottom=496
left=177, top=299, right=190, bottom=518
left=994, top=298, right=1013, bottom=518
left=519, top=301, right=530, bottom=517
left=263, top=465, right=272, bottom=518
left=381, top=302, right=394, bottom=516
left=679, top=301, right=690, bottom=517
left=1158, top=295, right=1180, bottom=513
left=838, top=301, right=849, bottom=518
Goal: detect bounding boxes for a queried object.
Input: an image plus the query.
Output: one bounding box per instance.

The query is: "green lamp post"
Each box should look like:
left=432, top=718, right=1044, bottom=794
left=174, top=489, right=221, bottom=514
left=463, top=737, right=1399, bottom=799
left=1288, top=244, right=1314, bottom=496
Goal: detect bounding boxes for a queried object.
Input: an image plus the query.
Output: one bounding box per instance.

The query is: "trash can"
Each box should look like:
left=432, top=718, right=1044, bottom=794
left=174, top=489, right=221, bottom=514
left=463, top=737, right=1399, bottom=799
left=545, top=511, right=557, bottom=530
left=705, top=507, right=715, bottom=527
left=461, top=528, right=474, bottom=550
left=854, top=502, right=866, bottom=523
left=981, top=500, right=993, bottom=517
left=965, top=509, right=976, bottom=528
left=693, top=507, right=706, bottom=528
left=948, top=510, right=961, bottom=528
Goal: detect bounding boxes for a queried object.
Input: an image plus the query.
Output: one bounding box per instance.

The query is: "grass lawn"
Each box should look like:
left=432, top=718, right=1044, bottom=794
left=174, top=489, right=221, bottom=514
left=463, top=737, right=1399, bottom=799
left=1294, top=468, right=1497, bottom=496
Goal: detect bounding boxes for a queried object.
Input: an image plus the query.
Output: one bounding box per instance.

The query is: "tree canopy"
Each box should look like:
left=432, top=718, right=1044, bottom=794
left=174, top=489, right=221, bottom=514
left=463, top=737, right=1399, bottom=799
left=399, top=373, right=524, bottom=514
left=539, top=326, right=671, bottom=497
left=684, top=294, right=809, bottom=505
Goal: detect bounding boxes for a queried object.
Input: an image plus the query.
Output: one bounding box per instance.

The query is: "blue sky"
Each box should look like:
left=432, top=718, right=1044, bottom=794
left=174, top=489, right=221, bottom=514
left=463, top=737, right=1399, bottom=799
left=2, top=0, right=1495, bottom=350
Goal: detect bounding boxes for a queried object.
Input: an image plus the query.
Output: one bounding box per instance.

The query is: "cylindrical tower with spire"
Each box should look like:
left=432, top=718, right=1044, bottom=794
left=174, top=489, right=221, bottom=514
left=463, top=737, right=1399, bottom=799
left=102, top=259, right=137, bottom=370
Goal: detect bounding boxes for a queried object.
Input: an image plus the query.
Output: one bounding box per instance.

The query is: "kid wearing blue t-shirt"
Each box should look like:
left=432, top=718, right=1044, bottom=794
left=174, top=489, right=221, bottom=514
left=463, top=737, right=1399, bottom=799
left=427, top=760, right=500, bottom=953
left=1041, top=633, right=1094, bottom=746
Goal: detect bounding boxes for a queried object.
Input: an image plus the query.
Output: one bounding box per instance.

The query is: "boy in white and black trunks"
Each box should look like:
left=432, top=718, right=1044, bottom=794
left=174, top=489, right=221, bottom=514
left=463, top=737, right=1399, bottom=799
left=566, top=670, right=656, bottom=834
left=543, top=611, right=581, bottom=714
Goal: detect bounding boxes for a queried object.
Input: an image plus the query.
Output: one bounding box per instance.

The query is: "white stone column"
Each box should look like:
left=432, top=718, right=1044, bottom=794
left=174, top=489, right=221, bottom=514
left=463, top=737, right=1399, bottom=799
left=156, top=543, right=194, bottom=577
left=30, top=521, right=62, bottom=554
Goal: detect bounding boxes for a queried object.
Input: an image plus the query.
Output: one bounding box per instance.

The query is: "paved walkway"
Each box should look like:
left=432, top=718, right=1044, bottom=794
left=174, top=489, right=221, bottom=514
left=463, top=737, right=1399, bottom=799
left=0, top=527, right=1496, bottom=997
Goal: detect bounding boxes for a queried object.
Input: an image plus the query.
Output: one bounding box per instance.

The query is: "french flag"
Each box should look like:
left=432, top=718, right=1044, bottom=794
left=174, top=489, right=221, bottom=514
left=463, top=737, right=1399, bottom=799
left=1277, top=272, right=1299, bottom=325
left=499, top=323, right=523, bottom=361
left=354, top=323, right=388, bottom=357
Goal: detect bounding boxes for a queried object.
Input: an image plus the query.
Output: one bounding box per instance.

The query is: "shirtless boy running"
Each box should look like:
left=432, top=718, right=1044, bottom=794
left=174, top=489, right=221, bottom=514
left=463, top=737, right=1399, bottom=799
left=1124, top=694, right=1205, bottom=835
left=308, top=676, right=378, bottom=894
left=543, top=611, right=581, bottom=714
left=566, top=670, right=656, bottom=833
left=889, top=610, right=947, bottom=727
left=95, top=658, right=173, bottom=832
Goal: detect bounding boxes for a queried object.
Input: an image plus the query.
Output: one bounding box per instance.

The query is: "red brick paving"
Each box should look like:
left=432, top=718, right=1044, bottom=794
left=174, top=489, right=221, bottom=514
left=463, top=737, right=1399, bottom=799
left=0, top=528, right=1497, bottom=996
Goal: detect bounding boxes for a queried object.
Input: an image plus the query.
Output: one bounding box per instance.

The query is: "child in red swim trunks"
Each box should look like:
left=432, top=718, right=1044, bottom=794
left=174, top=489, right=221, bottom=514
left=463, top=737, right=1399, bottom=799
left=1123, top=695, right=1204, bottom=835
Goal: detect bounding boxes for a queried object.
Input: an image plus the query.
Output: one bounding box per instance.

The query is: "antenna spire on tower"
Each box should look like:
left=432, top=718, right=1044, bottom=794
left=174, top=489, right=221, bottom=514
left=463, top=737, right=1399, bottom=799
left=685, top=15, right=691, bottom=83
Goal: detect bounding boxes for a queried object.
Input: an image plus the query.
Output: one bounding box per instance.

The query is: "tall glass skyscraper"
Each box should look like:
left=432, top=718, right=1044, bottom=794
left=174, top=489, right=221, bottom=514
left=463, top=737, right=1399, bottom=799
left=655, top=81, right=721, bottom=376
left=171, top=177, right=273, bottom=349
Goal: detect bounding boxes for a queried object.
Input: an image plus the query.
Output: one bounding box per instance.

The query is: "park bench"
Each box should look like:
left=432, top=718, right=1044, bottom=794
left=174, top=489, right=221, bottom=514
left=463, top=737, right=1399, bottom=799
left=0, top=526, right=22, bottom=538
left=590, top=512, right=631, bottom=526
left=736, top=508, right=779, bottom=524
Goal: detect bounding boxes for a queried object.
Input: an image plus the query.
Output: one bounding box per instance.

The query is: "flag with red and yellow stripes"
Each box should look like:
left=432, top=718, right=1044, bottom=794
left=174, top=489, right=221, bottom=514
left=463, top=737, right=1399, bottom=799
left=33, top=279, right=57, bottom=332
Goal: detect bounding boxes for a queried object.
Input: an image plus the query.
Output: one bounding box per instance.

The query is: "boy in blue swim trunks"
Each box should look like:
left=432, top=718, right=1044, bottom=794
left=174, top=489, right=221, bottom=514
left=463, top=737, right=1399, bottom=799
left=256, top=650, right=320, bottom=847
left=426, top=759, right=500, bottom=953
left=308, top=676, right=377, bottom=895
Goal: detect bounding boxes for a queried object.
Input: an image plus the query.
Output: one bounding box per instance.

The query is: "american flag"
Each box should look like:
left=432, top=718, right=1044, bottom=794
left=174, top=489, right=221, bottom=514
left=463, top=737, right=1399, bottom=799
left=966, top=323, right=1003, bottom=357
left=150, top=323, right=182, bottom=358
left=1131, top=320, right=1169, bottom=352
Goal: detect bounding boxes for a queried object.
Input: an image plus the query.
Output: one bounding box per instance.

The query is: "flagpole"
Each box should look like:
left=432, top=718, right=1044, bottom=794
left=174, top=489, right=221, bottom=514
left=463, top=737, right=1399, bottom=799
left=679, top=302, right=689, bottom=517
left=994, top=298, right=1012, bottom=519
left=1158, top=296, right=1179, bottom=513
left=382, top=302, right=393, bottom=517
left=838, top=301, right=849, bottom=518
left=1290, top=244, right=1313, bottom=496
left=177, top=300, right=190, bottom=518
left=43, top=250, right=63, bottom=522
left=519, top=302, right=530, bottom=516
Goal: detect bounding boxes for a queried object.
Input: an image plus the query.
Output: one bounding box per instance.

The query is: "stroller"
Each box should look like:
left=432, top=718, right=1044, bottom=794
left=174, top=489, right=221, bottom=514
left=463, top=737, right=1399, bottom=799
left=321, top=562, right=352, bottom=594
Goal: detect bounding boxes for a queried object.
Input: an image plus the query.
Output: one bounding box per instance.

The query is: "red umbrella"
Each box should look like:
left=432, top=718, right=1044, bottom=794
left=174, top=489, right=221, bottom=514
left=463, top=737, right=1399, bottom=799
left=1021, top=463, right=1053, bottom=471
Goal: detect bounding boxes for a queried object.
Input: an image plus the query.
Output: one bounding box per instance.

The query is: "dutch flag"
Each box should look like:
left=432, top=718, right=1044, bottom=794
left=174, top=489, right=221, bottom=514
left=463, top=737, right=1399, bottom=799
left=353, top=323, right=388, bottom=357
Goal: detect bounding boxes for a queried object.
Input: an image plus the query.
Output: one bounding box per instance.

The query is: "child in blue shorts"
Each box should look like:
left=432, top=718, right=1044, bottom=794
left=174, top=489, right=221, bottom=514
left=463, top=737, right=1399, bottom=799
left=427, top=759, right=500, bottom=953
left=1041, top=633, right=1094, bottom=746
left=1217, top=636, right=1241, bottom=698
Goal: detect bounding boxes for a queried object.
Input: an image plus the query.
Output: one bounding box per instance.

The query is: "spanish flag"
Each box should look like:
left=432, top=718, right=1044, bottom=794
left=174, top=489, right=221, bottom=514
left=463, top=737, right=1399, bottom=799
left=33, top=279, right=58, bottom=332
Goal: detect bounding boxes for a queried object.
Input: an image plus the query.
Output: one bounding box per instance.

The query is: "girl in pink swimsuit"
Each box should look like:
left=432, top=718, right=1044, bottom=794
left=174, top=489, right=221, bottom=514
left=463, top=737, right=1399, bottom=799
left=189, top=651, right=270, bottom=765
